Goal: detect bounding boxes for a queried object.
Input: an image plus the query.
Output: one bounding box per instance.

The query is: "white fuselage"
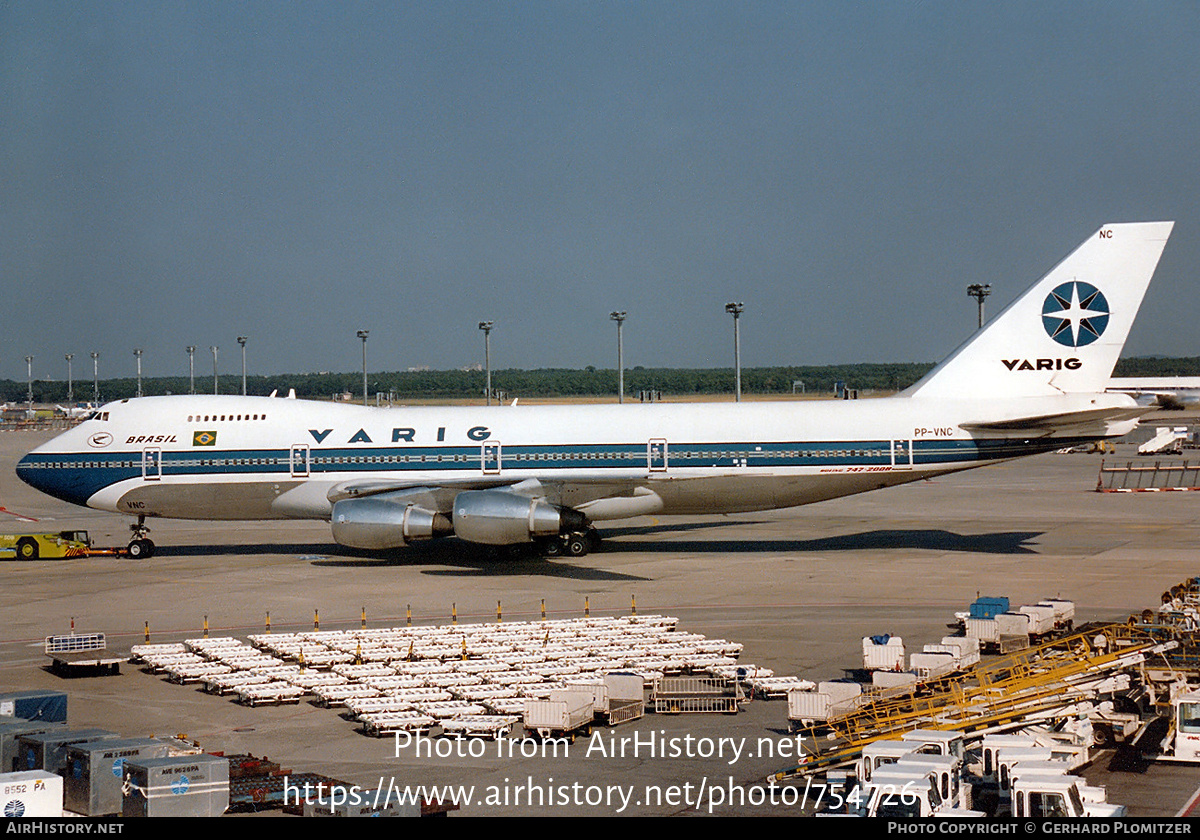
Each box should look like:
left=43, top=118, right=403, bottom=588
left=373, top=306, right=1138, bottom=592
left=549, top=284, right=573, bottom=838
left=16, top=392, right=1135, bottom=525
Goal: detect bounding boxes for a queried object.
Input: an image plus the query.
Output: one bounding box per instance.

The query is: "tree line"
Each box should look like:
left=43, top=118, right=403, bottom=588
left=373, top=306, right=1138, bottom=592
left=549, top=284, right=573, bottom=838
left=3, top=357, right=1198, bottom=404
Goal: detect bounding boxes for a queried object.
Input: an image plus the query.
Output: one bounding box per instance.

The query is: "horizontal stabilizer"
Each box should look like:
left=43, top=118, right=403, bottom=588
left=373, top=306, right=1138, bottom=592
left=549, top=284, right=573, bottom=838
left=959, top=406, right=1148, bottom=433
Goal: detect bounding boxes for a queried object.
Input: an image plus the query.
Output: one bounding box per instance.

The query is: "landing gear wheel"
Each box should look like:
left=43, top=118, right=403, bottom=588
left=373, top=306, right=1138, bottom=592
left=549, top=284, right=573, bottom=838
left=539, top=538, right=564, bottom=558
left=16, top=538, right=38, bottom=561
left=565, top=535, right=589, bottom=557
left=126, top=539, right=155, bottom=560
left=127, top=515, right=153, bottom=559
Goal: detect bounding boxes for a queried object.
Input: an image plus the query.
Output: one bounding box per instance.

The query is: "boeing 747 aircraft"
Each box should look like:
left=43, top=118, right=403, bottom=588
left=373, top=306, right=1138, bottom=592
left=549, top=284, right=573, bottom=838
left=16, top=222, right=1174, bottom=559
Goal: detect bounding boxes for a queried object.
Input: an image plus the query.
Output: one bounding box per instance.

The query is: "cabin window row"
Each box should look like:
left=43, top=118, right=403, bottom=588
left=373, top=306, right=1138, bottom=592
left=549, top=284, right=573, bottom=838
left=186, top=414, right=267, bottom=422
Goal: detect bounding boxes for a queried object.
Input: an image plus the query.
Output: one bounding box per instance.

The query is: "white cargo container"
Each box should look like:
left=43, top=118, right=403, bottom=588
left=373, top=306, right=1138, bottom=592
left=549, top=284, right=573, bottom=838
left=1039, top=599, right=1076, bottom=630
left=941, top=636, right=981, bottom=668
left=995, top=612, right=1031, bottom=637
left=862, top=635, right=905, bottom=671
left=872, top=671, right=917, bottom=690
left=566, top=674, right=643, bottom=714
left=787, top=681, right=863, bottom=728
left=0, top=770, right=63, bottom=817
left=910, top=651, right=957, bottom=679
left=965, top=617, right=999, bottom=647
left=1018, top=605, right=1057, bottom=638
left=524, top=690, right=593, bottom=738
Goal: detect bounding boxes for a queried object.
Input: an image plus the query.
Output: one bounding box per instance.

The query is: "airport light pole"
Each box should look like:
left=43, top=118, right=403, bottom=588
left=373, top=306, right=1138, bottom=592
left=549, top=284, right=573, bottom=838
left=610, top=311, right=626, bottom=404
left=357, top=330, right=369, bottom=406
left=24, top=355, right=33, bottom=411
left=725, top=302, right=744, bottom=402
left=967, top=283, right=992, bottom=329
left=90, top=352, right=99, bottom=403
left=210, top=346, right=219, bottom=395
left=237, top=336, right=248, bottom=396
left=186, top=346, right=196, bottom=395
left=134, top=348, right=143, bottom=398
left=478, top=321, right=494, bottom=406
left=65, top=354, right=74, bottom=403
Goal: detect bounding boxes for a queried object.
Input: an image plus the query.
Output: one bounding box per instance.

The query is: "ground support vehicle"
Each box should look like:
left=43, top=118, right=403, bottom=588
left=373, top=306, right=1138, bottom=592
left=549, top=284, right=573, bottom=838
left=0, top=530, right=153, bottom=560
left=524, top=691, right=594, bottom=740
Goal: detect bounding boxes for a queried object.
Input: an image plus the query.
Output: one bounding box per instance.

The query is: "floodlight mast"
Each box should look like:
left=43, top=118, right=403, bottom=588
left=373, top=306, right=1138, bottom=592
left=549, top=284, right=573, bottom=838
left=90, top=352, right=100, bottom=403
left=725, top=302, right=744, bottom=402
left=356, top=330, right=369, bottom=406
left=238, top=336, right=248, bottom=395
left=610, top=311, right=626, bottom=404
left=186, top=346, right=196, bottom=395
left=478, top=321, right=494, bottom=406
left=967, top=283, right=992, bottom=329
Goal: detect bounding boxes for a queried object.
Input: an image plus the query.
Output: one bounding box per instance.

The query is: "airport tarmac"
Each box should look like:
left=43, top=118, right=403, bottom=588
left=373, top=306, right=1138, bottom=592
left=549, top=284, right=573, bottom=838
left=1, top=427, right=1199, bottom=817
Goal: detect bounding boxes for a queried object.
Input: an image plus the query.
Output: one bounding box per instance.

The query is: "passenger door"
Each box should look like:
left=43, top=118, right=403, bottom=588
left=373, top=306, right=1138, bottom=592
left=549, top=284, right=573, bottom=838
left=290, top=444, right=310, bottom=478
left=482, top=441, right=502, bottom=475
left=142, top=447, right=162, bottom=481
left=648, top=438, right=668, bottom=472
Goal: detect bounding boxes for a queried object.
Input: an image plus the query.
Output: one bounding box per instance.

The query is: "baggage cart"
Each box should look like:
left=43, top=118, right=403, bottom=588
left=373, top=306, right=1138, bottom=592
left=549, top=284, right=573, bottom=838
left=524, top=690, right=594, bottom=738
left=862, top=635, right=905, bottom=671
left=652, top=676, right=742, bottom=715
left=439, top=715, right=520, bottom=740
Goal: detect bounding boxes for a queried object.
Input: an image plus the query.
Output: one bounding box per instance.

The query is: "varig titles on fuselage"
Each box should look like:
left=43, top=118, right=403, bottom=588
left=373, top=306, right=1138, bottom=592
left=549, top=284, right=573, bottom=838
left=309, top=425, right=493, bottom=445
left=1001, top=357, right=1083, bottom=372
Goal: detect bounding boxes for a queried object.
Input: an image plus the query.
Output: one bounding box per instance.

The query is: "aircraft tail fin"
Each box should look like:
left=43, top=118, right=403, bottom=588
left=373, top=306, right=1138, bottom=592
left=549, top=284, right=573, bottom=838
left=904, top=222, right=1173, bottom=400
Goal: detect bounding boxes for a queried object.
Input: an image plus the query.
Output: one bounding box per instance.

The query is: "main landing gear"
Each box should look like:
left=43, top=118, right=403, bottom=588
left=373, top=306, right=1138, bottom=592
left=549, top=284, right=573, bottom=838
left=536, top=528, right=601, bottom=558
left=126, top=515, right=156, bottom=559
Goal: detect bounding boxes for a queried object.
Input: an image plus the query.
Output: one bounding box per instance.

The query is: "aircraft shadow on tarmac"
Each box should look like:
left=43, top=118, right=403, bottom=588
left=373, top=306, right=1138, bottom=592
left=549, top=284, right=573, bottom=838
left=602, top=524, right=1044, bottom=555
left=140, top=541, right=646, bottom=581
left=157, top=524, right=1040, bottom=580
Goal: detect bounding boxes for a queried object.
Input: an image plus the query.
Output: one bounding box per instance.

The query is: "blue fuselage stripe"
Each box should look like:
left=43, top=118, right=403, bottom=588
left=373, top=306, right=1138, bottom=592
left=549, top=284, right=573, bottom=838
left=16, top=436, right=1085, bottom=508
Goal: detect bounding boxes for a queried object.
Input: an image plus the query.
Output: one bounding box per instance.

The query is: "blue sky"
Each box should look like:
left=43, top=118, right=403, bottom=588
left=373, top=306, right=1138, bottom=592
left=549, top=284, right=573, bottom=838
left=3, top=1, right=1198, bottom=383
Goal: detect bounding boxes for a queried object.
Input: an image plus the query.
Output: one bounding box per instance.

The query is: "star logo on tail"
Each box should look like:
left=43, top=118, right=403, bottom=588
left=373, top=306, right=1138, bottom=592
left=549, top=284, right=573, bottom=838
left=1042, top=280, right=1109, bottom=348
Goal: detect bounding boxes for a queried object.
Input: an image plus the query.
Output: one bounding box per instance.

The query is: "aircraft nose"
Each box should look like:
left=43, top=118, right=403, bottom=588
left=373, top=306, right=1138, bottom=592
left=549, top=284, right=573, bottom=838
left=15, top=451, right=94, bottom=507
left=15, top=454, right=39, bottom=489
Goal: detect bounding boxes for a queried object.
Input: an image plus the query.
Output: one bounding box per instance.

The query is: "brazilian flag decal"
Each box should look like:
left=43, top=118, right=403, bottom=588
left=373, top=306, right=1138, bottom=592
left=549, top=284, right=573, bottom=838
left=193, top=431, right=217, bottom=447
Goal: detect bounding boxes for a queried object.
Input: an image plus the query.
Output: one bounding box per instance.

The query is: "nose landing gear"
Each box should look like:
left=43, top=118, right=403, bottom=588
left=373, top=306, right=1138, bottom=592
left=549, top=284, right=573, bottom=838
left=127, top=515, right=156, bottom=559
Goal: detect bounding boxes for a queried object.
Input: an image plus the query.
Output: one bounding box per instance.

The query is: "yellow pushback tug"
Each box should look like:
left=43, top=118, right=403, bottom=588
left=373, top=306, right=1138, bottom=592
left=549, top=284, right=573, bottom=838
left=0, top=531, right=135, bottom=560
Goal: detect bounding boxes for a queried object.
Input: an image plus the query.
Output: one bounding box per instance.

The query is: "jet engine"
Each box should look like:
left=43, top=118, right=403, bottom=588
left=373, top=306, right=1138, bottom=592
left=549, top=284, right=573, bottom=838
left=451, top=489, right=586, bottom=546
left=331, top=496, right=452, bottom=549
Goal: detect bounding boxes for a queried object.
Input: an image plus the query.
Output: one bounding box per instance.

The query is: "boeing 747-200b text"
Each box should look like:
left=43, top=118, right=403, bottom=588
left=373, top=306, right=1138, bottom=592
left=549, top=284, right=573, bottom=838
left=16, top=222, right=1174, bottom=559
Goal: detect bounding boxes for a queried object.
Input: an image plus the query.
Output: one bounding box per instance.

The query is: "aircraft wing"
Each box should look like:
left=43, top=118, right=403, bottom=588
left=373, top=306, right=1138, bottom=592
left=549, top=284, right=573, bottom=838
left=959, top=405, right=1149, bottom=434
left=326, top=474, right=651, bottom=511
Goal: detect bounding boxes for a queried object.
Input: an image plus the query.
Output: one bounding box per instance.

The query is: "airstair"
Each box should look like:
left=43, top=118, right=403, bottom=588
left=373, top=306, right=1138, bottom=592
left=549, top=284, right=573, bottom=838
left=1138, top=427, right=1190, bottom=455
